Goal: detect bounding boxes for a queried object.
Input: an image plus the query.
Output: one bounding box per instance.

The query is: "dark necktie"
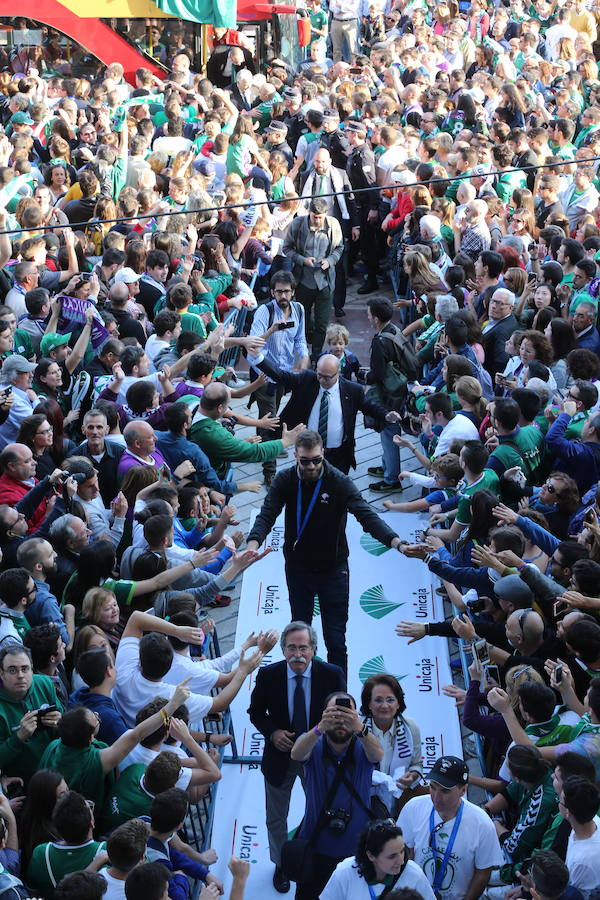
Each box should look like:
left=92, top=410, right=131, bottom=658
left=292, top=674, right=307, bottom=736
left=318, top=390, right=329, bottom=445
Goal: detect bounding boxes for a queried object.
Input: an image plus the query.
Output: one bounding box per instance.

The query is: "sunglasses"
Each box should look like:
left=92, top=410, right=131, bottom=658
left=544, top=481, right=557, bottom=494
left=297, top=456, right=323, bottom=467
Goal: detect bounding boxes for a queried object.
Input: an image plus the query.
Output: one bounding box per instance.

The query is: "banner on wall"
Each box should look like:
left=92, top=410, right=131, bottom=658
left=209, top=511, right=462, bottom=896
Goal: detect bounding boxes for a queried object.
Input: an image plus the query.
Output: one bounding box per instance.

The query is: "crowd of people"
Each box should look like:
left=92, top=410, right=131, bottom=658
left=1, top=2, right=600, bottom=900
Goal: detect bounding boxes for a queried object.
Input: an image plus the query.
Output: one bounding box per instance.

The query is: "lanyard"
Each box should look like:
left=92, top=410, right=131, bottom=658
left=429, top=802, right=463, bottom=893
left=294, top=476, right=322, bottom=549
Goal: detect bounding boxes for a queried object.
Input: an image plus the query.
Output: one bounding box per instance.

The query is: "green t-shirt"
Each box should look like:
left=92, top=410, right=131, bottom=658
left=568, top=289, right=597, bottom=316
left=103, top=577, right=136, bottom=609
left=456, top=469, right=500, bottom=525
left=488, top=425, right=545, bottom=479
left=565, top=410, right=590, bottom=439
left=494, top=170, right=527, bottom=204
left=499, top=773, right=557, bottom=883
left=40, top=739, right=112, bottom=811
left=27, top=839, right=106, bottom=899
left=98, top=763, right=153, bottom=834
left=309, top=8, right=328, bottom=42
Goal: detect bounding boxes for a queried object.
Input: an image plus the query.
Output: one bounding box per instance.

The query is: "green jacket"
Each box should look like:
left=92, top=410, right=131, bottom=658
left=40, top=739, right=113, bottom=811
left=0, top=675, right=63, bottom=782
left=189, top=416, right=284, bottom=478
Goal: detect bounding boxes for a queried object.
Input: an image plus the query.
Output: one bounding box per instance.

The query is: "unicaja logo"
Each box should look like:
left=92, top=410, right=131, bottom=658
left=359, top=654, right=405, bottom=684
left=360, top=584, right=404, bottom=619
left=360, top=534, right=390, bottom=556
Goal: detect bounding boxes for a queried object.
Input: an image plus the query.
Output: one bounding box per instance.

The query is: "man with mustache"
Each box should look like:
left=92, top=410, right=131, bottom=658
left=249, top=622, right=345, bottom=894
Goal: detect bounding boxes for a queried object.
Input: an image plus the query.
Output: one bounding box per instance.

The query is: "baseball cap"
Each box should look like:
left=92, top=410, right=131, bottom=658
left=1, top=355, right=37, bottom=380
left=427, top=756, right=469, bottom=788
left=283, top=87, right=301, bottom=101
left=345, top=119, right=367, bottom=134
left=266, top=121, right=288, bottom=135
left=193, top=158, right=216, bottom=177
left=494, top=574, right=533, bottom=607
left=323, top=108, right=340, bottom=123
left=114, top=267, right=141, bottom=285
left=390, top=169, right=412, bottom=185
left=40, top=332, right=72, bottom=357
left=12, top=111, right=34, bottom=125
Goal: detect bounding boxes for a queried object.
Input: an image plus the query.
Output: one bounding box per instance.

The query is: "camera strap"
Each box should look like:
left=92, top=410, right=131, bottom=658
left=306, top=736, right=372, bottom=846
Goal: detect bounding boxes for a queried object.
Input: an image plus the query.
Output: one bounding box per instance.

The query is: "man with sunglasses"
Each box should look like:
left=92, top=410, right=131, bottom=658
left=247, top=429, right=403, bottom=677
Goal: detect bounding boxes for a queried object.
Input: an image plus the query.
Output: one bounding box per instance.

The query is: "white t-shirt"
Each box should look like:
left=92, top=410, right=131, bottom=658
left=99, top=870, right=126, bottom=900
left=321, top=856, right=437, bottom=900
left=377, top=145, right=407, bottom=176
left=566, top=817, right=600, bottom=900
left=113, top=637, right=212, bottom=728
left=398, top=796, right=503, bottom=900
left=432, top=414, right=480, bottom=458
left=116, top=373, right=162, bottom=403
left=163, top=650, right=241, bottom=694
left=117, top=741, right=192, bottom=789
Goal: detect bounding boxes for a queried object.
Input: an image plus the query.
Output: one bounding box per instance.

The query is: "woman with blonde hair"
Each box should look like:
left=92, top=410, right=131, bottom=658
left=454, top=375, right=487, bottom=425
left=81, top=587, right=124, bottom=652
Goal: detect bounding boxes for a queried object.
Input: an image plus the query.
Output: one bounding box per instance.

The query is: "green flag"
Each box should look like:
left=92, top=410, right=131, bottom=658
left=153, top=0, right=237, bottom=27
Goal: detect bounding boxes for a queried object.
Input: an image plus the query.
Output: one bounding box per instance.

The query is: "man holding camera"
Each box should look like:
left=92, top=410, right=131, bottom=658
left=289, top=691, right=383, bottom=900
left=248, top=271, right=310, bottom=488
left=0, top=644, right=63, bottom=783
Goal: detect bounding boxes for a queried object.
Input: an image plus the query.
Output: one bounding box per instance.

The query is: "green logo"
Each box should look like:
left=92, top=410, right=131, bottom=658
left=360, top=534, right=390, bottom=556
left=360, top=584, right=404, bottom=619
left=359, top=654, right=406, bottom=684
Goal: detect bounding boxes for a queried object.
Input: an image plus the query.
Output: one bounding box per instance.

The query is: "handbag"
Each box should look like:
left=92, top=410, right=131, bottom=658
left=281, top=738, right=375, bottom=883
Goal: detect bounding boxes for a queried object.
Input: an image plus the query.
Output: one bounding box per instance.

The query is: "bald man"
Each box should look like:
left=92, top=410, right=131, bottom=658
left=247, top=351, right=400, bottom=473
left=117, top=420, right=169, bottom=477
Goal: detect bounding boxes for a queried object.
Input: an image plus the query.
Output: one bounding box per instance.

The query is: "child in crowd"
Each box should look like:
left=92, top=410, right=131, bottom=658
left=383, top=452, right=463, bottom=512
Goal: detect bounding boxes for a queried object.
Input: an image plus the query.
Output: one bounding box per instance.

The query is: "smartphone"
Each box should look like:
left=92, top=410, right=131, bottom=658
left=335, top=697, right=352, bottom=709
left=554, top=599, right=569, bottom=619
left=527, top=272, right=537, bottom=284
left=277, top=321, right=295, bottom=330
left=486, top=664, right=500, bottom=684
left=37, top=704, right=57, bottom=722
left=3, top=386, right=11, bottom=396
left=474, top=639, right=489, bottom=666
left=554, top=664, right=563, bottom=685
left=79, top=272, right=92, bottom=281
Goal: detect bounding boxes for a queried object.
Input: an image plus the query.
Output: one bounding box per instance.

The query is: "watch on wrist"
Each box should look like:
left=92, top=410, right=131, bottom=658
left=359, top=723, right=369, bottom=739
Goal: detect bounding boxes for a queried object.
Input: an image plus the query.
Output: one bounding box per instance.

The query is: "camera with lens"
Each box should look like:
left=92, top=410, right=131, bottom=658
left=324, top=808, right=351, bottom=835
left=465, top=595, right=486, bottom=614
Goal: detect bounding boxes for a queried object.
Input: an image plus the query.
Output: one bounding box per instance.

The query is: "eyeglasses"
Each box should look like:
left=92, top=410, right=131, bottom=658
left=36, top=427, right=53, bottom=435
left=316, top=371, right=336, bottom=381
left=371, top=695, right=398, bottom=705
left=273, top=288, right=292, bottom=296
left=298, top=456, right=323, bottom=467
left=517, top=608, right=533, bottom=632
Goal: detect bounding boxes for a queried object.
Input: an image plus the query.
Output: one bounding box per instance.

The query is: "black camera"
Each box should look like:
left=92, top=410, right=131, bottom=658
left=465, top=596, right=486, bottom=615
left=324, top=808, right=351, bottom=835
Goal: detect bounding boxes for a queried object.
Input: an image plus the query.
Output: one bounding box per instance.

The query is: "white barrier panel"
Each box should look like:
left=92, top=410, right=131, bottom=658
left=209, top=511, right=462, bottom=896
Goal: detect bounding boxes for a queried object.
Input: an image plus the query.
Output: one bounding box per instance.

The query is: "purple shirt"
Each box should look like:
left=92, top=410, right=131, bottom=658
left=117, top=448, right=168, bottom=476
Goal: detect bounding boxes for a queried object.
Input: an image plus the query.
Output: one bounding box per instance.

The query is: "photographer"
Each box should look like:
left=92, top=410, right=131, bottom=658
left=289, top=691, right=383, bottom=900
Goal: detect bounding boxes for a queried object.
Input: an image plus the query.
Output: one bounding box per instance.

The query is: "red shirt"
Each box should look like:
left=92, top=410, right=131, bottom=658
left=0, top=474, right=48, bottom=532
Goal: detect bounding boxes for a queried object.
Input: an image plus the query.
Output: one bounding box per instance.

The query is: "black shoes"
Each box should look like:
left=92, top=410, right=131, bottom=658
left=273, top=866, right=290, bottom=893
left=334, top=308, right=346, bottom=317
left=367, top=466, right=384, bottom=477
left=369, top=480, right=401, bottom=493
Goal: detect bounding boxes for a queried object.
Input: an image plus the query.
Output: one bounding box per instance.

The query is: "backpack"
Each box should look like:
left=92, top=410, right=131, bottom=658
left=265, top=299, right=304, bottom=329
left=365, top=326, right=419, bottom=426
left=472, top=357, right=494, bottom=400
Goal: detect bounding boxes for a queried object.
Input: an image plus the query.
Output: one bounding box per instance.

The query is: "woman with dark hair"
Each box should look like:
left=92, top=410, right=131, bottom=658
left=124, top=240, right=147, bottom=275
left=543, top=320, right=577, bottom=391
left=18, top=769, right=68, bottom=872
left=320, top=819, right=435, bottom=900
left=360, top=675, right=422, bottom=813
left=33, top=358, right=67, bottom=410
left=33, top=398, right=76, bottom=461
left=566, top=348, right=600, bottom=400
left=15, top=413, right=59, bottom=480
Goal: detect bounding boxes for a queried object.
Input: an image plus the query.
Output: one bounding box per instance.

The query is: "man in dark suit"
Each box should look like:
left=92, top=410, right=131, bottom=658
left=230, top=69, right=257, bottom=112
left=482, top=288, right=519, bottom=377
left=248, top=621, right=345, bottom=894
left=248, top=352, right=400, bottom=474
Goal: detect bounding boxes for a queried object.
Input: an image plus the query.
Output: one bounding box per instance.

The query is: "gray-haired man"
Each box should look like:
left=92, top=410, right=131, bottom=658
left=248, top=621, right=345, bottom=893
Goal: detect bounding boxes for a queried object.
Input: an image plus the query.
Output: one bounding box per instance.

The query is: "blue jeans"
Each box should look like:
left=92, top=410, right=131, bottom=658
left=285, top=560, right=349, bottom=676
left=380, top=422, right=401, bottom=484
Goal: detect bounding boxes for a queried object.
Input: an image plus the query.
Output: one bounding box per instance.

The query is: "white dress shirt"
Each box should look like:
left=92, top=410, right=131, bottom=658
left=307, top=379, right=343, bottom=449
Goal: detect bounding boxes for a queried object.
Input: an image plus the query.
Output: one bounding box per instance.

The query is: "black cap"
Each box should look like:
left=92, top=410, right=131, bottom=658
left=427, top=756, right=468, bottom=788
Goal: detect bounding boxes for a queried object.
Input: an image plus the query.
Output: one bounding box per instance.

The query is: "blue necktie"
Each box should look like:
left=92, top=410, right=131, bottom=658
left=292, top=675, right=307, bottom=736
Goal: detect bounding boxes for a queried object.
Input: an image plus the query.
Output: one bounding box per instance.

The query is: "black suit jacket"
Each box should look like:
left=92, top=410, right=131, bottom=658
left=253, top=357, right=389, bottom=469
left=483, top=313, right=519, bottom=378
left=230, top=84, right=258, bottom=112
left=248, top=658, right=346, bottom=786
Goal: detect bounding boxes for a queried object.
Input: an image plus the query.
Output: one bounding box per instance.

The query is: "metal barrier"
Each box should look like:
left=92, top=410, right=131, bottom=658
left=218, top=307, right=249, bottom=370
